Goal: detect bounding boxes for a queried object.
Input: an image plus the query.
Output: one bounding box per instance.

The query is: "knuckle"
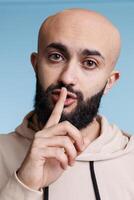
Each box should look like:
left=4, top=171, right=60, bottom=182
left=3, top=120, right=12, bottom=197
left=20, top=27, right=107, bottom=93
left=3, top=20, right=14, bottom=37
left=60, top=152, right=68, bottom=163
left=34, top=131, right=43, bottom=138
left=76, top=134, right=82, bottom=143
left=55, top=148, right=62, bottom=157
left=69, top=147, right=77, bottom=160
left=55, top=148, right=68, bottom=163
left=63, top=120, right=70, bottom=127
left=62, top=137, right=77, bottom=158
left=78, top=134, right=83, bottom=144
left=72, top=149, right=77, bottom=158
left=63, top=156, right=68, bottom=165
left=60, top=121, right=70, bottom=129
left=62, top=136, right=70, bottom=145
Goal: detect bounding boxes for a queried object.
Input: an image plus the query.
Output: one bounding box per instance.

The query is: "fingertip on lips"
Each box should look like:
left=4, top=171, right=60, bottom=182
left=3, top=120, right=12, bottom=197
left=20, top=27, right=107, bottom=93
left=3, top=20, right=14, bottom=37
left=61, top=87, right=67, bottom=94
left=61, top=87, right=67, bottom=100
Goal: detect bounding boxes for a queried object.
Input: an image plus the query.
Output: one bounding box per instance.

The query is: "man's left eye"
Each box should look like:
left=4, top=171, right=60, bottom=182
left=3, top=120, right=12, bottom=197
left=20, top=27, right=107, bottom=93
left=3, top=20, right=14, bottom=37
left=48, top=53, right=63, bottom=62
left=83, top=60, right=97, bottom=69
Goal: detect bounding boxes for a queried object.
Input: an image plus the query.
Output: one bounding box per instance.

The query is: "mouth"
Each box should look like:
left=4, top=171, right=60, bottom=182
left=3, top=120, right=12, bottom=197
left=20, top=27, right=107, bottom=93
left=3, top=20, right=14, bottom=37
left=52, top=89, right=77, bottom=107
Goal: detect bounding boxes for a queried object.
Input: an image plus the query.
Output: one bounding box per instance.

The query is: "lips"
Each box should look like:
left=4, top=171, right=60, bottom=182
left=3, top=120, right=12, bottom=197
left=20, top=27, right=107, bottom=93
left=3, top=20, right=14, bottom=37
left=52, top=89, right=77, bottom=106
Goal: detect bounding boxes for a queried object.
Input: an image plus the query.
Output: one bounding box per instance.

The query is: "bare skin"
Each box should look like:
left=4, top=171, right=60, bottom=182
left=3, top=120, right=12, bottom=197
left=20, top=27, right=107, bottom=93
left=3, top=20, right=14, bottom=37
left=17, top=87, right=88, bottom=189
left=17, top=8, right=121, bottom=190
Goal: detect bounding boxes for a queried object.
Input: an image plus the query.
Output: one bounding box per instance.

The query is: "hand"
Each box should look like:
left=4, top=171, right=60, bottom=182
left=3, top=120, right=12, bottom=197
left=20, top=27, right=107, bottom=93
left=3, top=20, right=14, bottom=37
left=17, top=87, right=84, bottom=190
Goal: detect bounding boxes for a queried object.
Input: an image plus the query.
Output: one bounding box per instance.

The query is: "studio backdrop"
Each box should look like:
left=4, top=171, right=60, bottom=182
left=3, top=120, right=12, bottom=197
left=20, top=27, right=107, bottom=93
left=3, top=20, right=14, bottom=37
left=0, top=0, right=134, bottom=134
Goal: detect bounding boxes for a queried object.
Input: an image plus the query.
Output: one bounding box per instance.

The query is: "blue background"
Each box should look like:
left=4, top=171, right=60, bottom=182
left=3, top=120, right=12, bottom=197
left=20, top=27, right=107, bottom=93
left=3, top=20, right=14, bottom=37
left=0, top=0, right=134, bottom=134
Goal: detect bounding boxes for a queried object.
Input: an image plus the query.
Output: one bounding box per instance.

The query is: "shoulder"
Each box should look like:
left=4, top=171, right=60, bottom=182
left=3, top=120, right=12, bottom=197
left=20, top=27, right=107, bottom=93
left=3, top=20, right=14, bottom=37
left=0, top=132, right=15, bottom=145
left=0, top=131, right=20, bottom=146
left=0, top=131, right=30, bottom=158
left=0, top=131, right=31, bottom=171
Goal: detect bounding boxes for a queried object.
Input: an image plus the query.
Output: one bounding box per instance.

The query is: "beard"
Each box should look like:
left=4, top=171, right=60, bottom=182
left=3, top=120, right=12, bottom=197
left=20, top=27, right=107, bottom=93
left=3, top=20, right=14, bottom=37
left=34, top=78, right=105, bottom=130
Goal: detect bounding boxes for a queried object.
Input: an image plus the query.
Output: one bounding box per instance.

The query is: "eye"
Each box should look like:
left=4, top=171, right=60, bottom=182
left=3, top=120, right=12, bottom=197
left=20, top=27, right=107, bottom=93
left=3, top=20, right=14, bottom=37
left=83, top=59, right=97, bottom=69
left=48, top=53, right=64, bottom=62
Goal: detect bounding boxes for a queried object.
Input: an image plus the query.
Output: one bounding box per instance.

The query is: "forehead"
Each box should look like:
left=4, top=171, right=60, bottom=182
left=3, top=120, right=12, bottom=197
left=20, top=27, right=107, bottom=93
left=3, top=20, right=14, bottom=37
left=40, top=12, right=117, bottom=60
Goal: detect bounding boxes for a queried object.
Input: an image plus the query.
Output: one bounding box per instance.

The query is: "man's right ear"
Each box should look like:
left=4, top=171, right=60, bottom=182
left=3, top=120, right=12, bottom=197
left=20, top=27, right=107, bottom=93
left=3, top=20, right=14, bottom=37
left=31, top=52, right=38, bottom=72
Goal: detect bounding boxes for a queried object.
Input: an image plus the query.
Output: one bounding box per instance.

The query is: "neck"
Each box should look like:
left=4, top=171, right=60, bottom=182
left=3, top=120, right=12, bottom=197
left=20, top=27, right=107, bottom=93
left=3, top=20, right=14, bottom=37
left=81, top=117, right=101, bottom=149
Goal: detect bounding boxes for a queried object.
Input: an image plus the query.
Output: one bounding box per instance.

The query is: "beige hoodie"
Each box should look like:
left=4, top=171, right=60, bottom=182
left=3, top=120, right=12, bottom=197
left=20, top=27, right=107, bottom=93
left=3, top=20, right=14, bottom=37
left=0, top=112, right=134, bottom=200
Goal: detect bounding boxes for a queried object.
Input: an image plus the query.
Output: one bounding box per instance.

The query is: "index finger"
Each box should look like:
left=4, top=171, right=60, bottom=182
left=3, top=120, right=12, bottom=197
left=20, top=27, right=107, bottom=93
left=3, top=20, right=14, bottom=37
left=45, top=87, right=67, bottom=128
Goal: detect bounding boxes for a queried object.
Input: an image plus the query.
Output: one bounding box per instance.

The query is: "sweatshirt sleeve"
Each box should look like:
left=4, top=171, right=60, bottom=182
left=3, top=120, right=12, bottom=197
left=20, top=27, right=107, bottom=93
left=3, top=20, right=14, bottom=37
left=0, top=171, right=44, bottom=200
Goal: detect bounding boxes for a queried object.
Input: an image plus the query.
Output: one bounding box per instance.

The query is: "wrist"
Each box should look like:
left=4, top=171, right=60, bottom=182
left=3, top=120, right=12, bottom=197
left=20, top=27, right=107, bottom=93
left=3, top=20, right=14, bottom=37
left=16, top=169, right=41, bottom=191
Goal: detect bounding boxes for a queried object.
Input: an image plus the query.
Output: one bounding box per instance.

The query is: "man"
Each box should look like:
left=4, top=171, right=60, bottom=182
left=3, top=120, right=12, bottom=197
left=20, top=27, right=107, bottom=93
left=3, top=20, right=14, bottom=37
left=0, top=8, right=134, bottom=200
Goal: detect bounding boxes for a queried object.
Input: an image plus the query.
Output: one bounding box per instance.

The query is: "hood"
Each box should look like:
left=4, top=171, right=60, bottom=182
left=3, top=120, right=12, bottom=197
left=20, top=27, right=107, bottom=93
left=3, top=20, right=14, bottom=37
left=15, top=111, right=134, bottom=162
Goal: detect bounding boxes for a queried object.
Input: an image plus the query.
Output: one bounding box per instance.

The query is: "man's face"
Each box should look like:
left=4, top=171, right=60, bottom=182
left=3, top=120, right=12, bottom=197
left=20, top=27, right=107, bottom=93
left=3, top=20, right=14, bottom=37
left=32, top=11, right=119, bottom=128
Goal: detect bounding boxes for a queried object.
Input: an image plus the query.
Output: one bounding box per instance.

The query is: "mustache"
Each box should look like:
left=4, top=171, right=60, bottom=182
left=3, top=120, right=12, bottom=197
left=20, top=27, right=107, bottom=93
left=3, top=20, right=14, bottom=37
left=43, top=81, right=84, bottom=101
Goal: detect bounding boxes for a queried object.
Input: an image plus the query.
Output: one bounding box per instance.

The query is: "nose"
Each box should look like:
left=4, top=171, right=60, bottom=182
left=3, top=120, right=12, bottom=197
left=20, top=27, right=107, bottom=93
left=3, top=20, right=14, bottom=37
left=58, top=60, right=78, bottom=86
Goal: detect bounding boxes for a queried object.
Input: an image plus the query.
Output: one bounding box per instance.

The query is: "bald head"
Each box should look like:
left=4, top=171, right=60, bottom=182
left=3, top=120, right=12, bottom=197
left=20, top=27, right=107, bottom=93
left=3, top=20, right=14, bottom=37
left=38, top=8, right=121, bottom=70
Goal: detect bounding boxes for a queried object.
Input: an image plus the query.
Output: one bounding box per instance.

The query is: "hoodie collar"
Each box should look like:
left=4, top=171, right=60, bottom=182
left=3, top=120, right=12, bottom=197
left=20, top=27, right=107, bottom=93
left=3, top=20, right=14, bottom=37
left=15, top=111, right=36, bottom=140
left=77, top=116, right=134, bottom=161
left=15, top=111, right=134, bottom=161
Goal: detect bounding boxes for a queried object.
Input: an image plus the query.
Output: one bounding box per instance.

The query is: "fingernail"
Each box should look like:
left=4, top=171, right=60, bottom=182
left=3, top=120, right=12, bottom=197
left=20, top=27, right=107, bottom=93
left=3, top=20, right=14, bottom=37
left=61, top=87, right=66, bottom=92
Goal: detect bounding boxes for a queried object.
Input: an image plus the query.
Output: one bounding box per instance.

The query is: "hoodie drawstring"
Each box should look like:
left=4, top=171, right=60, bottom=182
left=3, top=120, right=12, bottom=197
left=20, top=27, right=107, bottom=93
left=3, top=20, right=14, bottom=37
left=90, top=161, right=101, bottom=200
left=43, top=186, right=49, bottom=200
left=43, top=161, right=101, bottom=200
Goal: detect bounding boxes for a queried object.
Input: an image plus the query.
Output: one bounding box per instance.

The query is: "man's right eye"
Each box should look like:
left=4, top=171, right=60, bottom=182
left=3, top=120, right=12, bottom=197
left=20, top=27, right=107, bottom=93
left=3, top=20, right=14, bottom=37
left=48, top=53, right=64, bottom=62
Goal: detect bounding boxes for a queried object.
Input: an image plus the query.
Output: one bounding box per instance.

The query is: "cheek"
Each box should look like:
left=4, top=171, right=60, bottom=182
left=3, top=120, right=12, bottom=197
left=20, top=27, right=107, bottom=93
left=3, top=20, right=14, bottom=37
left=81, top=72, right=108, bottom=100
left=37, top=64, right=61, bottom=90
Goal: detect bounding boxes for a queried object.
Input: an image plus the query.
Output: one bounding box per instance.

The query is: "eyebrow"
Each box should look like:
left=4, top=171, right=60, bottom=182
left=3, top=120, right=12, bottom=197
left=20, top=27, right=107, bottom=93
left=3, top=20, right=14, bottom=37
left=82, top=49, right=105, bottom=60
left=46, top=42, right=105, bottom=60
left=46, top=43, right=68, bottom=55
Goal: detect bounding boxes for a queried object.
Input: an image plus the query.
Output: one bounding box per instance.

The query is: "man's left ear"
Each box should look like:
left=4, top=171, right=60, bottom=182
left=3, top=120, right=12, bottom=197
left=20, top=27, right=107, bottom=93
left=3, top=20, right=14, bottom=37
left=104, top=70, right=120, bottom=95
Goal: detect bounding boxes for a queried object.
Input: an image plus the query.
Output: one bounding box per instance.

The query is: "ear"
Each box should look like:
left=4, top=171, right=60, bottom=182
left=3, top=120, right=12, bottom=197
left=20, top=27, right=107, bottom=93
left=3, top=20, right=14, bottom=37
left=104, top=70, right=120, bottom=95
left=31, top=52, right=38, bottom=72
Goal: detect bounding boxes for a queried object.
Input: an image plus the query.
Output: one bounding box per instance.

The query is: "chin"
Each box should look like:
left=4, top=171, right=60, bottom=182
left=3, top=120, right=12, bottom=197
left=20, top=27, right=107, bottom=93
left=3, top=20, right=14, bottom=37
left=64, top=101, right=77, bottom=111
